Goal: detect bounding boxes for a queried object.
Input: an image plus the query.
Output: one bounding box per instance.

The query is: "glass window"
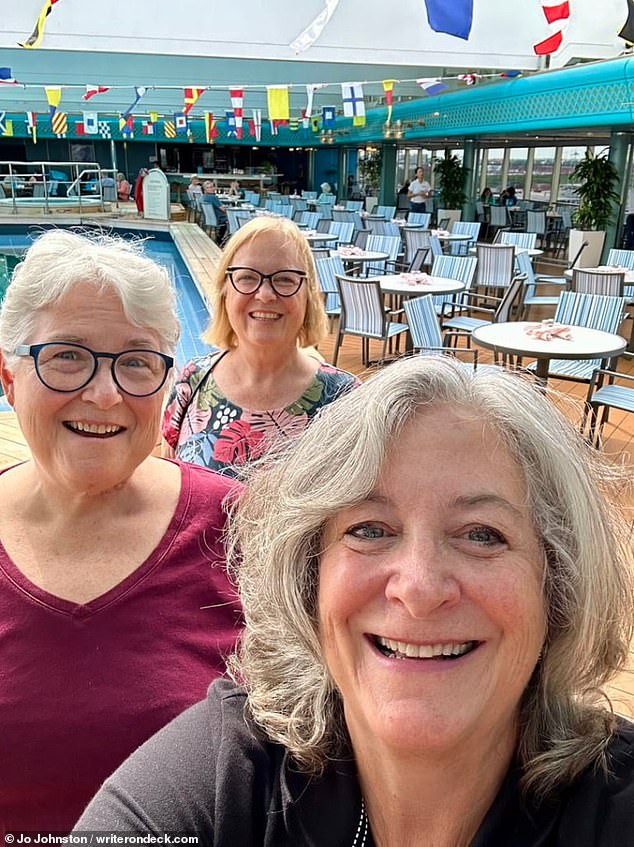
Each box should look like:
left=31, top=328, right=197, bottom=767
left=559, top=146, right=594, bottom=206
left=530, top=147, right=556, bottom=203
left=485, top=148, right=504, bottom=195
left=507, top=148, right=527, bottom=200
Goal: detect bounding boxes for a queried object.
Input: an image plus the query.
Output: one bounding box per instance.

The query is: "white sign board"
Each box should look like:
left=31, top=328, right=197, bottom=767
left=143, top=169, right=170, bottom=221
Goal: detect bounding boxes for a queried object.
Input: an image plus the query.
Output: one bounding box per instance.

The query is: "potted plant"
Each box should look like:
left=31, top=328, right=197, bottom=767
left=569, top=149, right=619, bottom=267
left=359, top=147, right=382, bottom=213
left=433, top=151, right=467, bottom=229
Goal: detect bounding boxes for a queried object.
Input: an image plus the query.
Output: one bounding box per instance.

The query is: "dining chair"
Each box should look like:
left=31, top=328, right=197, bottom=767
left=201, top=203, right=218, bottom=238
left=403, top=229, right=433, bottom=265
left=226, top=208, right=242, bottom=236
left=375, top=205, right=396, bottom=220
left=328, top=221, right=355, bottom=247
left=365, top=234, right=403, bottom=275
left=525, top=291, right=627, bottom=383
left=407, top=211, right=431, bottom=228
left=302, top=190, right=318, bottom=200
left=315, top=255, right=345, bottom=327
left=488, top=205, right=510, bottom=239
left=606, top=248, right=634, bottom=300
left=474, top=243, right=515, bottom=293
left=571, top=268, right=625, bottom=297
left=442, top=274, right=527, bottom=344
left=333, top=274, right=409, bottom=366
left=449, top=221, right=481, bottom=255
left=289, top=197, right=307, bottom=212
left=534, top=239, right=589, bottom=288
left=370, top=220, right=401, bottom=238
left=346, top=200, right=364, bottom=211
left=354, top=229, right=370, bottom=250
left=498, top=231, right=538, bottom=250
left=316, top=203, right=333, bottom=220
left=333, top=209, right=356, bottom=223
left=316, top=217, right=332, bottom=233
left=584, top=368, right=634, bottom=447
left=300, top=211, right=321, bottom=229
left=430, top=254, right=478, bottom=319
left=516, top=249, right=565, bottom=319
left=403, top=294, right=478, bottom=368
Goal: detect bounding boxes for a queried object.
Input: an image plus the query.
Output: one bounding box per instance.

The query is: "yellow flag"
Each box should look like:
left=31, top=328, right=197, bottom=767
left=1, top=120, right=14, bottom=137
left=150, top=112, right=160, bottom=124
left=45, top=86, right=62, bottom=110
left=267, top=86, right=290, bottom=121
left=353, top=115, right=366, bottom=127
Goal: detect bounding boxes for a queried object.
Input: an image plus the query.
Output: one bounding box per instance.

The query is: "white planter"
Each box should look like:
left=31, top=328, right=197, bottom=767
left=568, top=228, right=605, bottom=268
left=437, top=208, right=462, bottom=229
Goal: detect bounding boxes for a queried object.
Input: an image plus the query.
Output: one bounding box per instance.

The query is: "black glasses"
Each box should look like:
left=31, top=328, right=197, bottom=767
left=226, top=267, right=306, bottom=297
left=14, top=342, right=174, bottom=397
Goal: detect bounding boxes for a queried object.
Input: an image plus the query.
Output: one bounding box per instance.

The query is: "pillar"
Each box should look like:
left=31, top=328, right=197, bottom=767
left=462, top=139, right=478, bottom=221
left=379, top=143, right=397, bottom=206
left=604, top=131, right=631, bottom=260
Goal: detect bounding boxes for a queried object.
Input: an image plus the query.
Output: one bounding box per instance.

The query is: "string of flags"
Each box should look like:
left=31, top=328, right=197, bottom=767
left=0, top=65, right=528, bottom=142
left=19, top=0, right=62, bottom=49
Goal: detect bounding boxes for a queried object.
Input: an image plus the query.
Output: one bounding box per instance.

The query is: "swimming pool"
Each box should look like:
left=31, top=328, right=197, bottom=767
left=0, top=197, right=107, bottom=212
left=0, top=228, right=211, bottom=411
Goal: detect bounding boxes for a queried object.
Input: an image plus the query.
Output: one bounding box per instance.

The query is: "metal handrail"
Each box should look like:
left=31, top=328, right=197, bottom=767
left=0, top=160, right=119, bottom=214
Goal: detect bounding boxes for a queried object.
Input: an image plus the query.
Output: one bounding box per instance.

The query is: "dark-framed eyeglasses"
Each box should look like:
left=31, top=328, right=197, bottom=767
left=14, top=342, right=174, bottom=397
left=226, top=266, right=306, bottom=297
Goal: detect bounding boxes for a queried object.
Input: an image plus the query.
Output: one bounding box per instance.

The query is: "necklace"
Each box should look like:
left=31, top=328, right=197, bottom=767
left=352, top=798, right=368, bottom=847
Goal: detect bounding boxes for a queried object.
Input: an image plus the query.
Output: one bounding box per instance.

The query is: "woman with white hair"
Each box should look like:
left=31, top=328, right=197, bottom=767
left=77, top=356, right=634, bottom=843
left=0, top=229, right=241, bottom=833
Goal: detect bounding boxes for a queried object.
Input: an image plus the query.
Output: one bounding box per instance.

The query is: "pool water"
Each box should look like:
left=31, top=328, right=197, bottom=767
left=0, top=230, right=211, bottom=411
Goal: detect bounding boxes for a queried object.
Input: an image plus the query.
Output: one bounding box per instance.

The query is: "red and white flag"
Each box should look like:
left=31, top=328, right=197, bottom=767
left=83, top=85, right=110, bottom=101
left=533, top=0, right=570, bottom=55
left=230, top=88, right=244, bottom=139
left=26, top=111, right=37, bottom=143
left=252, top=109, right=262, bottom=141
left=184, top=87, right=205, bottom=116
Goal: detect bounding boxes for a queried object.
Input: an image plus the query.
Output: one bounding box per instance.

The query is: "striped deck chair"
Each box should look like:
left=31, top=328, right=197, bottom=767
left=300, top=211, right=321, bottom=229
left=403, top=229, right=432, bottom=266
left=499, top=231, right=537, bottom=250
left=606, top=248, right=634, bottom=300
left=516, top=250, right=563, bottom=319
left=328, top=221, right=355, bottom=247
left=375, top=205, right=396, bottom=220
left=407, top=211, right=431, bottom=228
left=315, top=254, right=345, bottom=326
left=449, top=221, right=481, bottom=255
left=365, top=234, right=403, bottom=275
left=526, top=291, right=627, bottom=383
left=571, top=268, right=625, bottom=297
left=346, top=200, right=364, bottom=211
left=430, top=254, right=478, bottom=319
left=333, top=274, right=409, bottom=366
left=474, top=243, right=515, bottom=293
left=403, top=294, right=478, bottom=367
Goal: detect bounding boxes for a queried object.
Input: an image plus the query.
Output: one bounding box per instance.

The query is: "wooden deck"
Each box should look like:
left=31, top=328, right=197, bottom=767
left=0, top=223, right=632, bottom=718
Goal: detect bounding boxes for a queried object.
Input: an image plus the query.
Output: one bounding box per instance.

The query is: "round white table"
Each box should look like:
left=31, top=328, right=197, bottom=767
left=304, top=232, right=338, bottom=245
left=331, top=249, right=390, bottom=268
left=379, top=274, right=465, bottom=298
left=469, top=245, right=543, bottom=258
left=563, top=266, right=634, bottom=283
left=472, top=321, right=627, bottom=383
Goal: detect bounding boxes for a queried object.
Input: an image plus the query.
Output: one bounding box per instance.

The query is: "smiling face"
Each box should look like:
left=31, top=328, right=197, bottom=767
left=224, top=232, right=308, bottom=351
left=0, top=282, right=169, bottom=495
left=318, top=406, right=546, bottom=760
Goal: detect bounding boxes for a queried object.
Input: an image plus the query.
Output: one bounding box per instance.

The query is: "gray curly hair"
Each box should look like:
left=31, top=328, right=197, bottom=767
left=228, top=356, right=633, bottom=800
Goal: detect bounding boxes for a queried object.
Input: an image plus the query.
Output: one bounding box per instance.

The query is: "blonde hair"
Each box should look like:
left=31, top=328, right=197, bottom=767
left=204, top=216, right=327, bottom=349
left=229, top=356, right=634, bottom=797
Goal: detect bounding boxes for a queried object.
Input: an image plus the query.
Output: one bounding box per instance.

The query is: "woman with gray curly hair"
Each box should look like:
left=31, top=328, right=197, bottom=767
left=0, top=229, right=241, bottom=834
left=77, top=356, right=634, bottom=844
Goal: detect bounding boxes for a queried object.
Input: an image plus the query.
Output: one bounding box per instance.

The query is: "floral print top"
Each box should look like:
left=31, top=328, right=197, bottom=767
left=161, top=352, right=360, bottom=477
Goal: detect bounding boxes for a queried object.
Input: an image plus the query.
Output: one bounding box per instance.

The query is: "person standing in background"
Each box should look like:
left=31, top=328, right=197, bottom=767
left=408, top=165, right=431, bottom=213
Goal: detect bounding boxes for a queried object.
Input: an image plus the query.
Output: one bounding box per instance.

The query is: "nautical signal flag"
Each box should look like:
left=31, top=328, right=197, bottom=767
left=164, top=120, right=176, bottom=139
left=19, top=0, right=63, bottom=49
left=74, top=119, right=85, bottom=136
left=83, top=112, right=98, bottom=135
left=83, top=85, right=110, bottom=101
left=230, top=89, right=244, bottom=139
left=251, top=109, right=262, bottom=142
left=0, top=68, right=18, bottom=85
left=322, top=106, right=336, bottom=128
left=619, top=0, right=634, bottom=43
left=98, top=120, right=112, bottom=139
left=205, top=113, right=219, bottom=144
left=26, top=112, right=37, bottom=143
left=458, top=73, right=479, bottom=86
left=341, top=83, right=365, bottom=120
left=225, top=111, right=238, bottom=138
left=416, top=78, right=449, bottom=96
left=0, top=114, right=14, bottom=137
left=423, top=0, right=473, bottom=40
left=120, top=115, right=134, bottom=138
left=382, top=80, right=395, bottom=125
left=533, top=0, right=571, bottom=55
left=121, top=87, right=147, bottom=121
left=142, top=120, right=156, bottom=136
left=45, top=86, right=62, bottom=118
left=175, top=112, right=187, bottom=135
left=52, top=111, right=68, bottom=137
left=184, top=87, right=205, bottom=115
left=267, top=86, right=290, bottom=121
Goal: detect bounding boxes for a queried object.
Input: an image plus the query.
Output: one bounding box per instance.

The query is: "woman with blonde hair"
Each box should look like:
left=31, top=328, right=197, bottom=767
left=79, top=356, right=633, bottom=843
left=162, top=216, right=357, bottom=476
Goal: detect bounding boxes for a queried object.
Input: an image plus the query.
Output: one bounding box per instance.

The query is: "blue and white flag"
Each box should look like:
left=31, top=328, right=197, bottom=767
left=174, top=111, right=188, bottom=135
left=0, top=67, right=17, bottom=85
left=121, top=86, right=147, bottom=121
left=322, top=106, right=336, bottom=128
left=83, top=111, right=98, bottom=134
left=341, top=83, right=365, bottom=119
left=225, top=110, right=238, bottom=137
left=416, top=78, right=449, bottom=97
